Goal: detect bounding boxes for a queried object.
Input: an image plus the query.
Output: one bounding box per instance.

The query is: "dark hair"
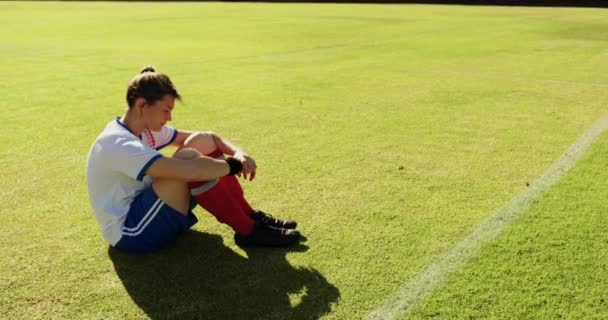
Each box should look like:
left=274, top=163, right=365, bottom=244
left=126, top=66, right=181, bottom=108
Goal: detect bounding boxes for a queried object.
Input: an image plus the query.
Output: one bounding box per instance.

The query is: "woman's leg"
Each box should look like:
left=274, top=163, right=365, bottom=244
left=178, top=132, right=255, bottom=235
left=183, top=131, right=297, bottom=229
left=114, top=149, right=201, bottom=252
left=182, top=132, right=255, bottom=214
left=179, top=132, right=300, bottom=246
left=151, top=148, right=201, bottom=215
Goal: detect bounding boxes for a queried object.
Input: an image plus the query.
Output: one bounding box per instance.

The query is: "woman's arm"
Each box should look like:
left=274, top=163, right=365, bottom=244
left=146, top=156, right=230, bottom=181
left=210, top=132, right=257, bottom=181
left=172, top=129, right=258, bottom=180
left=209, top=132, right=244, bottom=156
left=172, top=130, right=257, bottom=181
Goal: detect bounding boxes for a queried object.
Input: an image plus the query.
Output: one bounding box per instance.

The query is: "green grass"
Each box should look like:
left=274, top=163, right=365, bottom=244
left=2, top=2, right=608, bottom=319
left=410, top=129, right=608, bottom=320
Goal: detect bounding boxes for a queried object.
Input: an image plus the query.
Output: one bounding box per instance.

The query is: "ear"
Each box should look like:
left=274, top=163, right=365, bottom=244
left=134, top=97, right=147, bottom=110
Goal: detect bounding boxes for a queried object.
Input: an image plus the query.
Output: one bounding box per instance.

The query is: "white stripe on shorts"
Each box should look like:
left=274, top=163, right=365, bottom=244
left=123, top=198, right=162, bottom=235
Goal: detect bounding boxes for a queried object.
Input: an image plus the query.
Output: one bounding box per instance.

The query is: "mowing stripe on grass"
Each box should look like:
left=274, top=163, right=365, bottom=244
left=365, top=113, right=608, bottom=320
left=418, top=70, right=608, bottom=88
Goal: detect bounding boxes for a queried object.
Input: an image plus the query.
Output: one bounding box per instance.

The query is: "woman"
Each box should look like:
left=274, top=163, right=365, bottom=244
left=86, top=66, right=300, bottom=252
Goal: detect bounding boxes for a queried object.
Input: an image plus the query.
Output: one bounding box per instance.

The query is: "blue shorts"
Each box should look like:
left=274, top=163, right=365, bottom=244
left=114, top=187, right=198, bottom=253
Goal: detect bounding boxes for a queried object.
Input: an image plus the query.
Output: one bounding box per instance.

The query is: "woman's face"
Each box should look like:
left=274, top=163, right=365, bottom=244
left=143, top=95, right=175, bottom=131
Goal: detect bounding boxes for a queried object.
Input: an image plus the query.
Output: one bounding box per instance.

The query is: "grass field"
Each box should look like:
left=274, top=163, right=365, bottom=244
left=2, top=2, right=608, bottom=319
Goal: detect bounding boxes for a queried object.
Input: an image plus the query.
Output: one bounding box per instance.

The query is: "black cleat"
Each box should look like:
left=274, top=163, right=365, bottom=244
left=234, top=222, right=301, bottom=247
left=250, top=210, right=298, bottom=229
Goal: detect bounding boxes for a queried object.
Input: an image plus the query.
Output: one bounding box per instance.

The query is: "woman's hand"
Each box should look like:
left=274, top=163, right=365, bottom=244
left=233, top=150, right=257, bottom=181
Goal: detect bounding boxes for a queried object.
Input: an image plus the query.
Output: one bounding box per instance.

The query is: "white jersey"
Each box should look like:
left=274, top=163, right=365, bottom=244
left=86, top=118, right=178, bottom=245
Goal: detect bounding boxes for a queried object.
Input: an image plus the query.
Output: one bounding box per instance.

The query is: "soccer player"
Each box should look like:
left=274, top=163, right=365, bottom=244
left=86, top=66, right=300, bottom=252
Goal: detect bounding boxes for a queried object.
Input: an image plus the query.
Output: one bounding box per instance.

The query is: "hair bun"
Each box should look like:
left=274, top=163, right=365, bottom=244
left=140, top=65, right=156, bottom=74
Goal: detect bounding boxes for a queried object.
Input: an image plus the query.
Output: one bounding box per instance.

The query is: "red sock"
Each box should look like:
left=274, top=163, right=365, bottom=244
left=204, top=148, right=255, bottom=215
left=205, top=149, right=224, bottom=159
left=187, top=148, right=255, bottom=236
left=218, top=175, right=255, bottom=215
left=189, top=180, right=255, bottom=235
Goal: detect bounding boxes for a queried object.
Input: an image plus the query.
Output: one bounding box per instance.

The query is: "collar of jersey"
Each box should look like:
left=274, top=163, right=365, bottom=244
left=115, top=117, right=141, bottom=139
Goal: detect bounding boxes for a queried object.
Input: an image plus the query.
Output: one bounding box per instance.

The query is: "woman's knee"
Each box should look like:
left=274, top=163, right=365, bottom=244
left=152, top=151, right=196, bottom=215
left=183, top=131, right=217, bottom=155
left=152, top=179, right=191, bottom=215
left=173, top=147, right=202, bottom=160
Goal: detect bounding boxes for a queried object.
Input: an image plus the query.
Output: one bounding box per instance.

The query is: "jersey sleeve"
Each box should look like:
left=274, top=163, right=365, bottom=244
left=102, top=135, right=164, bottom=181
left=150, top=125, right=178, bottom=150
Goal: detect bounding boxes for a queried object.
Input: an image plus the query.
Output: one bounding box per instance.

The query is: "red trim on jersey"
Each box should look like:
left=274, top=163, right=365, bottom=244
left=144, top=129, right=156, bottom=149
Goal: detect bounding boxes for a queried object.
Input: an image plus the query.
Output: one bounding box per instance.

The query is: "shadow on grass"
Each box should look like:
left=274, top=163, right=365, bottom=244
left=109, top=231, right=340, bottom=319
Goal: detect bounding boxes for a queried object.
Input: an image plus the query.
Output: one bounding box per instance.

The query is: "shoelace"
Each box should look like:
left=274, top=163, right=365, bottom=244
left=263, top=224, right=289, bottom=235
left=257, top=211, right=279, bottom=222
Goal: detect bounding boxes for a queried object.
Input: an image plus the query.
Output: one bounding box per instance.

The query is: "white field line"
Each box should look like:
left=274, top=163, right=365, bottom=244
left=365, top=113, right=608, bottom=320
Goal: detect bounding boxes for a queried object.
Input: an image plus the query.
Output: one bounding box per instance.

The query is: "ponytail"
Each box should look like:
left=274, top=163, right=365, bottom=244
left=126, top=65, right=181, bottom=108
